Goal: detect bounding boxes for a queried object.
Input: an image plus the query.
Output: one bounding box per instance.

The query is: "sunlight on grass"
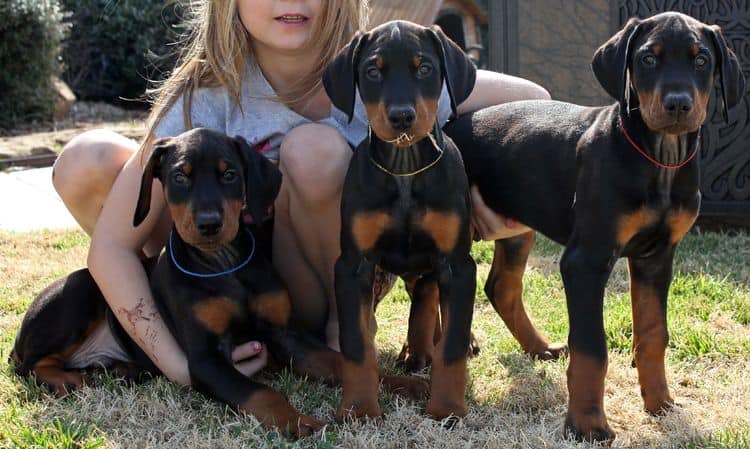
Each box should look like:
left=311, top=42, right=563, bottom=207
left=1, top=229, right=748, bottom=448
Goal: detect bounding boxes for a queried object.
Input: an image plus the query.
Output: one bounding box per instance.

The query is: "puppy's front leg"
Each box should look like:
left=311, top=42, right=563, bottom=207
left=426, top=255, right=476, bottom=421
left=628, top=248, right=676, bottom=415
left=335, top=255, right=381, bottom=422
left=560, top=232, right=618, bottom=443
left=184, top=328, right=323, bottom=438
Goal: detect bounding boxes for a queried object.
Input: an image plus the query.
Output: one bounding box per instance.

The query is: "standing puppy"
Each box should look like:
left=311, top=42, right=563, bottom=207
left=445, top=12, right=745, bottom=442
left=323, top=20, right=477, bottom=421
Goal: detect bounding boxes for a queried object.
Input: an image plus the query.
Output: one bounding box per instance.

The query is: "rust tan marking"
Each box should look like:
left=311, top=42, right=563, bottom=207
left=33, top=362, right=87, bottom=396
left=193, top=297, right=239, bottom=334
left=651, top=44, right=662, bottom=56
left=365, top=100, right=394, bottom=143
left=294, top=350, right=341, bottom=383
left=690, top=87, right=710, bottom=128
left=419, top=209, right=461, bottom=253
left=412, top=54, right=422, bottom=68
left=30, top=317, right=102, bottom=396
left=240, top=388, right=323, bottom=438
left=689, top=43, right=701, bottom=57
left=413, top=96, right=439, bottom=143
left=380, top=375, right=429, bottom=400
left=666, top=209, right=697, bottom=245
left=637, top=87, right=664, bottom=129
left=426, top=307, right=468, bottom=419
left=352, top=211, right=391, bottom=252
left=218, top=159, right=227, bottom=173
left=214, top=198, right=243, bottom=245
left=629, top=266, right=674, bottom=414
left=250, top=290, right=292, bottom=327
left=375, top=55, right=384, bottom=69
left=566, top=351, right=612, bottom=439
left=182, top=162, right=192, bottom=177
left=337, top=302, right=381, bottom=422
left=617, top=207, right=657, bottom=247
left=168, top=203, right=196, bottom=243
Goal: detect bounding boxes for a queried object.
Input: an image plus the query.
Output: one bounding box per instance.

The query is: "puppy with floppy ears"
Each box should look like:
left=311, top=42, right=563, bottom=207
left=323, top=20, right=478, bottom=422
left=12, top=128, right=325, bottom=438
left=445, top=12, right=745, bottom=442
left=132, top=129, right=328, bottom=437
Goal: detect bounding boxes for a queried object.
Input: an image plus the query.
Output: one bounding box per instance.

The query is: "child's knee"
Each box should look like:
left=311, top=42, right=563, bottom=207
left=279, top=124, right=351, bottom=202
left=53, top=130, right=136, bottom=200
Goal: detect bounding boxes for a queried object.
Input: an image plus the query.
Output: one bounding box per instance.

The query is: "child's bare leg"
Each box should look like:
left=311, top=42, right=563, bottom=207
left=274, top=124, right=351, bottom=350
left=52, top=129, right=170, bottom=255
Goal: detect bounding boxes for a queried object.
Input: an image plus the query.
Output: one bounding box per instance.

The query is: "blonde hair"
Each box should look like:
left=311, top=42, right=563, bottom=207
left=141, top=0, right=368, bottom=153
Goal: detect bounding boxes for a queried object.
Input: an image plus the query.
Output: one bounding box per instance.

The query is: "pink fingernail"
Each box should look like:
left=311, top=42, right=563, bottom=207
left=252, top=342, right=262, bottom=351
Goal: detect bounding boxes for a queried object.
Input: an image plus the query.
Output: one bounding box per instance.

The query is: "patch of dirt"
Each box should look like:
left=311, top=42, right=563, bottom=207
left=0, top=102, right=148, bottom=160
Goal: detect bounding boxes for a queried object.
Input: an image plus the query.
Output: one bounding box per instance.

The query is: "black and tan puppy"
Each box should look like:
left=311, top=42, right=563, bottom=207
left=323, top=20, right=477, bottom=421
left=444, top=12, right=745, bottom=442
left=12, top=128, right=328, bottom=437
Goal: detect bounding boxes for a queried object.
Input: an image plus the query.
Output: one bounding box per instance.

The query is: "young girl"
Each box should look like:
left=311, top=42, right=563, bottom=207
left=52, top=0, right=548, bottom=385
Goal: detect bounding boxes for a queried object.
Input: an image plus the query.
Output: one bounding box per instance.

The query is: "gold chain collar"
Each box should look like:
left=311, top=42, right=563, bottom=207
left=367, top=128, right=444, bottom=177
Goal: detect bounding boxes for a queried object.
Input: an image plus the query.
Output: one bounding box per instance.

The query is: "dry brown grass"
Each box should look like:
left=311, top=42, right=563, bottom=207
left=1, top=229, right=749, bottom=449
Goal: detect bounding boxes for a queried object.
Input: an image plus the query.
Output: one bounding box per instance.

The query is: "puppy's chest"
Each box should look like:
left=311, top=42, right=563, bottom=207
left=618, top=193, right=700, bottom=256
left=188, top=277, right=286, bottom=336
left=351, top=173, right=468, bottom=272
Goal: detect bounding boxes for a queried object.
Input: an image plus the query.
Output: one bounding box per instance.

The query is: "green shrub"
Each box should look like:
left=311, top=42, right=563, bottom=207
left=61, top=0, right=183, bottom=104
left=0, top=0, right=69, bottom=131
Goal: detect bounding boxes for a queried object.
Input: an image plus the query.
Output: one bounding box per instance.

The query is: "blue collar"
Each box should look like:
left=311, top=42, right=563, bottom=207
left=168, top=228, right=255, bottom=278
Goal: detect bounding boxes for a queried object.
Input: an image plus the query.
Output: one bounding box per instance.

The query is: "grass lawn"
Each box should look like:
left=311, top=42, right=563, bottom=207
left=1, top=228, right=748, bottom=448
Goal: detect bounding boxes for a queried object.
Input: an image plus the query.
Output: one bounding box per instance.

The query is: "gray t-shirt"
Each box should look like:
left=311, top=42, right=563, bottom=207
left=154, top=62, right=453, bottom=163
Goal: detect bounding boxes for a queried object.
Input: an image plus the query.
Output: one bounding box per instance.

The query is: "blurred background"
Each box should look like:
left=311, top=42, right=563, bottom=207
left=0, top=0, right=747, bottom=225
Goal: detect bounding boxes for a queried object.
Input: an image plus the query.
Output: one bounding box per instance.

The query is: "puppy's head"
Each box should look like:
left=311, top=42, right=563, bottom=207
left=323, top=20, right=476, bottom=147
left=133, top=128, right=281, bottom=251
left=592, top=12, right=745, bottom=133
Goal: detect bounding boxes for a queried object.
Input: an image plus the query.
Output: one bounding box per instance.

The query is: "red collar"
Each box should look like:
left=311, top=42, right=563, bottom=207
left=619, top=116, right=700, bottom=169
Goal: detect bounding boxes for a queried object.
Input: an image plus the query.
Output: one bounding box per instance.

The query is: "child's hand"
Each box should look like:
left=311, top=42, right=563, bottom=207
left=470, top=185, right=531, bottom=241
left=232, top=341, right=268, bottom=377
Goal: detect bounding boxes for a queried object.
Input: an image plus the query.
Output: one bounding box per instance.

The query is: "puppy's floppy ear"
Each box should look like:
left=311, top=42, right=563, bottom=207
left=323, top=31, right=369, bottom=123
left=592, top=17, right=642, bottom=110
left=707, top=25, right=746, bottom=123
left=428, top=25, right=477, bottom=120
left=233, top=136, right=282, bottom=225
left=133, top=138, right=172, bottom=227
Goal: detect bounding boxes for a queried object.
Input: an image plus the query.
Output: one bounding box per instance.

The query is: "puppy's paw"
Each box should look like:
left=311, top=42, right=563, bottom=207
left=530, top=342, right=568, bottom=361
left=381, top=375, right=430, bottom=400
left=564, top=410, right=615, bottom=444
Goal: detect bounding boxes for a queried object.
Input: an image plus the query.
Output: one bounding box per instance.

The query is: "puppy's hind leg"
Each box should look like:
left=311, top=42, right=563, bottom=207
left=487, top=232, right=567, bottom=360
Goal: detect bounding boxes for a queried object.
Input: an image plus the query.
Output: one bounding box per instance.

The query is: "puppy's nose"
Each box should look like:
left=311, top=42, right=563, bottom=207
left=196, top=210, right=223, bottom=236
left=387, top=105, right=416, bottom=130
left=663, top=93, right=693, bottom=117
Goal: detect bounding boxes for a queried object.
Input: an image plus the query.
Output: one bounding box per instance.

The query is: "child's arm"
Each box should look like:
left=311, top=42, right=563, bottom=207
left=458, top=70, right=549, bottom=241
left=87, top=151, right=192, bottom=384
left=458, top=70, right=550, bottom=114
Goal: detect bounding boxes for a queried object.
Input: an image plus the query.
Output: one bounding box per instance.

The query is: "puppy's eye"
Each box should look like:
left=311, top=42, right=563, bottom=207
left=417, top=63, right=433, bottom=77
left=222, top=169, right=237, bottom=183
left=366, top=66, right=381, bottom=81
left=694, top=54, right=708, bottom=68
left=173, top=172, right=189, bottom=185
left=642, top=54, right=657, bottom=66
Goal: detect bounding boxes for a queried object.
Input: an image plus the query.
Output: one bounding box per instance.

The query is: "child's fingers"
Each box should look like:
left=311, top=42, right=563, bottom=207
left=235, top=350, right=268, bottom=377
left=232, top=340, right=263, bottom=362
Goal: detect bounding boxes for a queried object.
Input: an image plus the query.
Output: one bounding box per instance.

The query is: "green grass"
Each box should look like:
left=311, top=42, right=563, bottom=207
left=1, top=228, right=749, bottom=448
